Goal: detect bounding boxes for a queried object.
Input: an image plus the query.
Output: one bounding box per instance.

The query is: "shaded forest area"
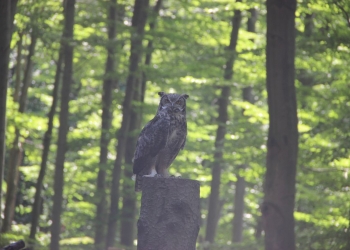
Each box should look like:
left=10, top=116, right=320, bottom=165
left=0, top=0, right=350, bottom=249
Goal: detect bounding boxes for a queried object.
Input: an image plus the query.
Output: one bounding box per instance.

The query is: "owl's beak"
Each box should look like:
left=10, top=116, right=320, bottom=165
left=173, top=107, right=183, bottom=113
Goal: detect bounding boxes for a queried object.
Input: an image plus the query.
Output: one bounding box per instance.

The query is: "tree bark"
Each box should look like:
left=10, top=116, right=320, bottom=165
left=106, top=0, right=150, bottom=248
left=119, top=0, right=162, bottom=245
left=205, top=2, right=241, bottom=246
left=0, top=0, right=12, bottom=231
left=231, top=165, right=246, bottom=243
left=231, top=9, right=257, bottom=243
left=2, top=32, right=37, bottom=233
left=247, top=8, right=258, bottom=34
left=29, top=49, right=63, bottom=244
left=49, top=1, right=75, bottom=250
left=140, top=0, right=162, bottom=101
left=262, top=0, right=298, bottom=249
left=94, top=0, right=117, bottom=248
left=137, top=177, right=200, bottom=250
left=120, top=89, right=140, bottom=246
left=1, top=132, right=22, bottom=233
left=13, top=33, right=23, bottom=102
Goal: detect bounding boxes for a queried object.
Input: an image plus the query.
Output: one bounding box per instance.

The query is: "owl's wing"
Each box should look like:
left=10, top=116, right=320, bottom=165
left=133, top=116, right=169, bottom=175
left=180, top=122, right=187, bottom=150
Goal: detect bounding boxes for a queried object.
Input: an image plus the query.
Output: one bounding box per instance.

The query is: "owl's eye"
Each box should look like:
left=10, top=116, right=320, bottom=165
left=176, top=100, right=183, bottom=105
left=163, top=98, right=170, bottom=104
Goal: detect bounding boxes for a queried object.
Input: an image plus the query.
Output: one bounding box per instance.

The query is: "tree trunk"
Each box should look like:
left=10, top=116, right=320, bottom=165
left=94, top=0, right=117, bottom=248
left=120, top=90, right=140, bottom=246
left=29, top=49, right=63, bottom=244
left=0, top=0, right=12, bottom=231
left=106, top=0, right=150, bottom=248
left=119, top=0, right=162, bottom=245
left=304, top=13, right=314, bottom=37
left=231, top=9, right=257, bottom=243
left=49, top=1, right=75, bottom=249
left=205, top=3, right=241, bottom=246
left=231, top=164, right=246, bottom=243
left=2, top=131, right=22, bottom=233
left=262, top=0, right=298, bottom=249
left=18, top=34, right=37, bottom=113
left=137, top=177, right=200, bottom=250
left=2, top=32, right=37, bottom=233
left=247, top=8, right=258, bottom=34
left=13, top=33, right=23, bottom=102
left=140, top=0, right=162, bottom=101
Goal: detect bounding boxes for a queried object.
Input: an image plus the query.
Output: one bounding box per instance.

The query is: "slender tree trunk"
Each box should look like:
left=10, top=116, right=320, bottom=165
left=18, top=34, right=37, bottom=113
left=106, top=0, right=150, bottom=248
left=29, top=49, right=63, bottom=244
left=94, top=0, right=117, bottom=248
left=2, top=32, right=37, bottom=233
left=255, top=216, right=263, bottom=239
left=119, top=0, right=162, bottom=245
left=3, top=35, right=24, bottom=230
left=304, top=13, right=314, bottom=37
left=247, top=8, right=258, bottom=34
left=0, top=0, right=19, bottom=231
left=205, top=3, right=241, bottom=246
left=231, top=165, right=246, bottom=243
left=14, top=33, right=23, bottom=102
left=262, top=0, right=298, bottom=249
left=0, top=0, right=12, bottom=230
left=231, top=9, right=257, bottom=243
left=120, top=88, right=141, bottom=246
left=2, top=131, right=22, bottom=233
left=50, top=1, right=75, bottom=249
left=140, top=0, right=162, bottom=101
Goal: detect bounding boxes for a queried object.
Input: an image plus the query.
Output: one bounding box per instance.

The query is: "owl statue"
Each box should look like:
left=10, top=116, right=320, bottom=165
left=132, top=92, right=189, bottom=191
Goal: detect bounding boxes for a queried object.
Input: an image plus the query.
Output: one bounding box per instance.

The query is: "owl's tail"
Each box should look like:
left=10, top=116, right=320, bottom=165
left=134, top=174, right=143, bottom=192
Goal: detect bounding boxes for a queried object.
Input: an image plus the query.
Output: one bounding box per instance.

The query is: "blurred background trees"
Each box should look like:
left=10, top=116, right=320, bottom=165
left=0, top=0, right=349, bottom=249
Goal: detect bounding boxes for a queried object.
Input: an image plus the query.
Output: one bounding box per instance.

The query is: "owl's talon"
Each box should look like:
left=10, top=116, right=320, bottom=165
left=170, top=175, right=182, bottom=178
left=154, top=174, right=163, bottom=178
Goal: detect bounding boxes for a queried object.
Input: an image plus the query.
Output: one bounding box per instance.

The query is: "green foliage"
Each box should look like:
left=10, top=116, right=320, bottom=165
left=3, top=0, right=350, bottom=249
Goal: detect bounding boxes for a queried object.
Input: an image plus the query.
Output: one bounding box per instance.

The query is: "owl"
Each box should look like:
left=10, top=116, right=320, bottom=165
left=132, top=92, right=189, bottom=192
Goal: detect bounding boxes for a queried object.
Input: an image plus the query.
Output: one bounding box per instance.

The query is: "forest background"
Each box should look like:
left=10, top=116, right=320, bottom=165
left=0, top=0, right=349, bottom=249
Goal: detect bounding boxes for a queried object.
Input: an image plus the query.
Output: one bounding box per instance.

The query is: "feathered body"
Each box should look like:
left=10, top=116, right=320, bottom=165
left=133, top=92, right=189, bottom=191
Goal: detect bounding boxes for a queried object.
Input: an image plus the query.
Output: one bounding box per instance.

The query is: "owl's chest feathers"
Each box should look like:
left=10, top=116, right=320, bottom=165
left=166, top=115, right=186, bottom=145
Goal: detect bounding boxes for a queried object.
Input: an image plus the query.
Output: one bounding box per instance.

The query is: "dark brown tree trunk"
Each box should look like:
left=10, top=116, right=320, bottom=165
left=94, top=0, right=117, bottom=248
left=262, top=0, right=298, bottom=249
left=205, top=3, right=241, bottom=246
left=247, top=8, right=258, bottom=34
left=231, top=165, right=246, bottom=243
left=231, top=9, right=257, bottom=243
left=49, top=1, right=75, bottom=249
left=140, top=0, right=162, bottom=101
left=120, top=89, right=140, bottom=246
left=106, top=0, right=150, bottom=248
left=304, top=13, right=314, bottom=37
left=13, top=33, right=23, bottom=102
left=255, top=216, right=263, bottom=239
left=2, top=132, right=22, bottom=233
left=137, top=177, right=200, bottom=250
left=0, top=0, right=12, bottom=230
left=29, top=49, right=63, bottom=244
left=119, top=0, right=162, bottom=245
left=18, top=34, right=37, bottom=113
left=2, top=32, right=37, bottom=233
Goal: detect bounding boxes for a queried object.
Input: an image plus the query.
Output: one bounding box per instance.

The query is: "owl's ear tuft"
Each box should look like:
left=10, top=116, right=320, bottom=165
left=158, top=92, right=165, bottom=97
left=182, top=94, right=189, bottom=99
